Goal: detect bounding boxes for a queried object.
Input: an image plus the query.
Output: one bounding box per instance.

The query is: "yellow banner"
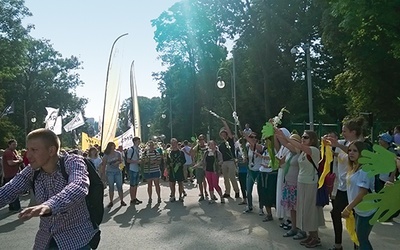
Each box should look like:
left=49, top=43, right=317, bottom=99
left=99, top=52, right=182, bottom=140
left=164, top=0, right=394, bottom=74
left=82, top=132, right=101, bottom=152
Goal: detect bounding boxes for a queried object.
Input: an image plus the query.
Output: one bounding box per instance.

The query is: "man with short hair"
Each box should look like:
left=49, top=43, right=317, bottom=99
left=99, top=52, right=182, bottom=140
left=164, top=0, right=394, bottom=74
left=167, top=138, right=186, bottom=202
left=190, top=134, right=209, bottom=201
left=181, top=140, right=193, bottom=183
left=0, top=129, right=98, bottom=249
left=2, top=139, right=23, bottom=211
left=219, top=119, right=240, bottom=199
left=127, top=137, right=142, bottom=205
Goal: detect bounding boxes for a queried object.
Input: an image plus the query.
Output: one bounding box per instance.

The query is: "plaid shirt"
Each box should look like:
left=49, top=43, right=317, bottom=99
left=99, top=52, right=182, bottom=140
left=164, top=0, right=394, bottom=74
left=0, top=154, right=98, bottom=249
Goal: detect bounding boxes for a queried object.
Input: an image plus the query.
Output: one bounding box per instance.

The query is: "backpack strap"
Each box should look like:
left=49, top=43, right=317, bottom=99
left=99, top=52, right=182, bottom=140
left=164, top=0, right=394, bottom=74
left=306, top=154, right=318, bottom=173
left=59, top=156, right=69, bottom=181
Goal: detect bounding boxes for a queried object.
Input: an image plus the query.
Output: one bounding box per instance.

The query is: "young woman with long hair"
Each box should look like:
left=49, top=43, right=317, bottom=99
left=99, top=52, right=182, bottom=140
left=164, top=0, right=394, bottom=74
left=100, top=142, right=126, bottom=208
left=326, top=116, right=366, bottom=250
left=341, top=141, right=376, bottom=250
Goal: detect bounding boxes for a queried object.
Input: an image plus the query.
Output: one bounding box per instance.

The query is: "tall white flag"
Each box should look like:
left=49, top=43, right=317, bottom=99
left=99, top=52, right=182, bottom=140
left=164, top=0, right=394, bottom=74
left=44, top=107, right=59, bottom=130
left=64, top=112, right=85, bottom=132
left=47, top=116, right=62, bottom=135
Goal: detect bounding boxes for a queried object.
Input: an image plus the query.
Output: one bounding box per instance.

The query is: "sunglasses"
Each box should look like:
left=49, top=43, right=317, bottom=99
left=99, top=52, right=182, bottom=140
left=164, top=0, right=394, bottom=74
left=302, top=135, right=310, bottom=139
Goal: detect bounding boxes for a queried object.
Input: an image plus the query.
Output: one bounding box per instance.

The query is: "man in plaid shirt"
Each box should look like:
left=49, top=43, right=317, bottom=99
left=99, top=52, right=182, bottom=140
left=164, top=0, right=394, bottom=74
left=0, top=129, right=98, bottom=249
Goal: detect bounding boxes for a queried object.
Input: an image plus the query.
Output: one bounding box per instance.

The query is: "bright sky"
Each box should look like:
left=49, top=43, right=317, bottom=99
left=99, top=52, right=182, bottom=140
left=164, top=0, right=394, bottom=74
left=24, top=0, right=179, bottom=119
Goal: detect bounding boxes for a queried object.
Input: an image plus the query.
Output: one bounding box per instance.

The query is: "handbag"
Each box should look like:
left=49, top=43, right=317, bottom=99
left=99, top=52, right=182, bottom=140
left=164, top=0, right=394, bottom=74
left=306, top=154, right=330, bottom=207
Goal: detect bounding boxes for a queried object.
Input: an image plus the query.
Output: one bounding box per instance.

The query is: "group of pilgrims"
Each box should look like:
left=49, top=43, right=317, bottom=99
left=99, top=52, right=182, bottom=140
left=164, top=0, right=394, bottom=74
left=89, top=116, right=400, bottom=250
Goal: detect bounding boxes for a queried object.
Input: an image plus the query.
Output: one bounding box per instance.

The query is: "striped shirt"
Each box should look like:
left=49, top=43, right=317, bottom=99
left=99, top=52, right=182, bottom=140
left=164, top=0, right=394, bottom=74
left=0, top=154, right=98, bottom=249
left=141, top=149, right=162, bottom=173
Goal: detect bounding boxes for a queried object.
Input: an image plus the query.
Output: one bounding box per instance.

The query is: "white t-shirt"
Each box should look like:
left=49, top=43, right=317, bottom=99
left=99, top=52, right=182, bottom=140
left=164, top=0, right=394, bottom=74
left=297, top=147, right=320, bottom=184
left=182, top=145, right=192, bottom=165
left=346, top=169, right=376, bottom=217
left=336, top=140, right=350, bottom=191
left=88, top=157, right=102, bottom=171
left=248, top=146, right=263, bottom=171
left=127, top=146, right=140, bottom=172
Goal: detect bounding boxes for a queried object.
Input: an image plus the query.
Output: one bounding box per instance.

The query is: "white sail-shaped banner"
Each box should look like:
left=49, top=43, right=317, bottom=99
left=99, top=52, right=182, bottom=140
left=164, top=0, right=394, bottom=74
left=101, top=37, right=126, bottom=151
left=130, top=60, right=141, bottom=138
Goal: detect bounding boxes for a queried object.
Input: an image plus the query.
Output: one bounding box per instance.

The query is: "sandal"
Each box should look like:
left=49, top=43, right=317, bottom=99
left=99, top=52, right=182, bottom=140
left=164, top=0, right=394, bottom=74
left=120, top=201, right=127, bottom=206
left=283, top=223, right=292, bottom=230
left=283, top=229, right=298, bottom=237
left=293, top=231, right=307, bottom=240
left=262, top=214, right=273, bottom=222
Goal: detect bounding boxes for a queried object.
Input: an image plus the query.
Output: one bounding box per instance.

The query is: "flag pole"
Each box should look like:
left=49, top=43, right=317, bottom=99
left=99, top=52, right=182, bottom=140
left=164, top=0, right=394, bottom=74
left=100, top=33, right=128, bottom=151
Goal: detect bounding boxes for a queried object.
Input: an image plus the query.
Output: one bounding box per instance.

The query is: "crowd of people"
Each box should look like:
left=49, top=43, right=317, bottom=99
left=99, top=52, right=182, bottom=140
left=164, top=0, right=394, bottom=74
left=1, top=118, right=400, bottom=249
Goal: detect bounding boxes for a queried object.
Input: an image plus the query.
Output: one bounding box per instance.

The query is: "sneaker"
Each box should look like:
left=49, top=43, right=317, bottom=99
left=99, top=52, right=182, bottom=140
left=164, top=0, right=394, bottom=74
left=183, top=191, right=187, bottom=197
left=135, top=198, right=143, bottom=204
left=222, top=193, right=230, bottom=198
left=300, top=236, right=313, bottom=245
left=212, top=195, right=218, bottom=201
left=130, top=200, right=140, bottom=205
left=235, top=192, right=240, bottom=198
left=198, top=195, right=205, bottom=202
left=328, top=246, right=343, bottom=250
left=305, top=237, right=321, bottom=248
left=169, top=197, right=176, bottom=202
left=262, top=214, right=273, bottom=222
left=220, top=198, right=225, bottom=204
left=243, top=207, right=253, bottom=213
left=179, top=197, right=184, bottom=202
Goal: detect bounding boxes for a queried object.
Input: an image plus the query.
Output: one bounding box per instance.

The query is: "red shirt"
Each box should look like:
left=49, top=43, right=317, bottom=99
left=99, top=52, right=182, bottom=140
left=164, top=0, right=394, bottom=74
left=2, top=148, right=20, bottom=179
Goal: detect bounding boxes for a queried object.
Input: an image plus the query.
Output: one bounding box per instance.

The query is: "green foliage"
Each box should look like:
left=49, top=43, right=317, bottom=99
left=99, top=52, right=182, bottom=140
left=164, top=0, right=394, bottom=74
left=0, top=1, right=88, bottom=147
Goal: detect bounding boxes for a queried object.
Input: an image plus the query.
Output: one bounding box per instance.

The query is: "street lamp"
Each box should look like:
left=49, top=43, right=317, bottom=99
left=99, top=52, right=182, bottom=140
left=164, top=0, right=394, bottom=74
left=216, top=63, right=237, bottom=137
left=291, top=43, right=314, bottom=130
left=24, top=100, right=37, bottom=142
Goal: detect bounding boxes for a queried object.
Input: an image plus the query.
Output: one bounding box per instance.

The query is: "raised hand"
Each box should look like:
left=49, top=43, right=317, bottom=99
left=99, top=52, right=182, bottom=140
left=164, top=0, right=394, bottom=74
left=357, top=180, right=400, bottom=224
left=358, top=144, right=397, bottom=177
left=18, top=204, right=51, bottom=221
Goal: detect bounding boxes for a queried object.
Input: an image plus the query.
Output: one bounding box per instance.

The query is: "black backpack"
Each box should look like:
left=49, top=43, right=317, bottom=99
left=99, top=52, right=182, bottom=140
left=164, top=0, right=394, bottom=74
left=32, top=156, right=104, bottom=249
left=124, top=147, right=135, bottom=167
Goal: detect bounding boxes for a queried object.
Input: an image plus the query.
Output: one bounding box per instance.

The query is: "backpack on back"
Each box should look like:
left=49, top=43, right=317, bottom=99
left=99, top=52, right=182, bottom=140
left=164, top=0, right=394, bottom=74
left=124, top=147, right=135, bottom=168
left=32, top=156, right=104, bottom=249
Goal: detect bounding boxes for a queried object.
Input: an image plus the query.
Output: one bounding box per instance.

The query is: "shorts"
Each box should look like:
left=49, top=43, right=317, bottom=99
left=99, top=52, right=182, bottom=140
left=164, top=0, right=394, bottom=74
left=195, top=168, right=205, bottom=182
left=169, top=165, right=184, bottom=183
left=129, top=170, right=140, bottom=187
left=143, top=171, right=161, bottom=180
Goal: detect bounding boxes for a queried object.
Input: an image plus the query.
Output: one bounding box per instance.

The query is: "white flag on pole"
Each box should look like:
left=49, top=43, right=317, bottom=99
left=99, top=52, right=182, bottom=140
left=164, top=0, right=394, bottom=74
left=44, top=107, right=59, bottom=124
left=50, top=116, right=63, bottom=135
left=114, top=126, right=134, bottom=150
left=64, top=112, right=85, bottom=132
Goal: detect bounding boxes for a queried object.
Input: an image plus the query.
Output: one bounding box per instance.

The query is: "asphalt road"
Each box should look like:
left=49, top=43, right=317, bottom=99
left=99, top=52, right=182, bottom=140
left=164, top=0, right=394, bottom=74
left=1, top=178, right=399, bottom=249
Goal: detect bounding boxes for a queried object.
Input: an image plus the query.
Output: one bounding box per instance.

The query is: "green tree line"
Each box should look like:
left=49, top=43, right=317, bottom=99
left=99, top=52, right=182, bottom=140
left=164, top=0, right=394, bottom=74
left=149, top=0, right=400, bottom=140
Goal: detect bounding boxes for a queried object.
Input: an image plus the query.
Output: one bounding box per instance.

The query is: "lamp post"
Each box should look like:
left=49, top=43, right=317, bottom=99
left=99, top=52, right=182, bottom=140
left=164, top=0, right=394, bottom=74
left=291, top=43, right=314, bottom=130
left=24, top=100, right=37, bottom=142
left=216, top=62, right=237, bottom=137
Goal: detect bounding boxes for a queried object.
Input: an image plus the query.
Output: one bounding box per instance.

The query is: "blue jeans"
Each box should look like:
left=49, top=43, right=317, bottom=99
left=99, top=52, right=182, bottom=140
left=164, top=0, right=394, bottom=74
left=106, top=171, right=123, bottom=192
left=246, top=170, right=260, bottom=209
left=4, top=177, right=21, bottom=211
left=355, top=213, right=374, bottom=250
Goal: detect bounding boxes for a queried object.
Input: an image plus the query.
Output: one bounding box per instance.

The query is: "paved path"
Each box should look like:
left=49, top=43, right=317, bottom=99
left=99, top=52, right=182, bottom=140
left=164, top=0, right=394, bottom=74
left=1, top=178, right=399, bottom=249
